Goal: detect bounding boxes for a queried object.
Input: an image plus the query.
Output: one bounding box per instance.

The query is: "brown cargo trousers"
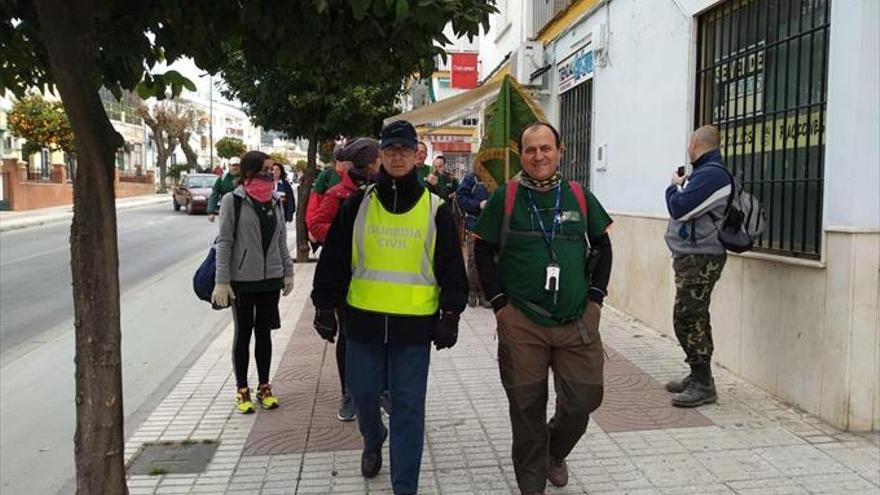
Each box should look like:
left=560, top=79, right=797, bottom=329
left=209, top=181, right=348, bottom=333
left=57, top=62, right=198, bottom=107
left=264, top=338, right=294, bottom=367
left=496, top=303, right=605, bottom=493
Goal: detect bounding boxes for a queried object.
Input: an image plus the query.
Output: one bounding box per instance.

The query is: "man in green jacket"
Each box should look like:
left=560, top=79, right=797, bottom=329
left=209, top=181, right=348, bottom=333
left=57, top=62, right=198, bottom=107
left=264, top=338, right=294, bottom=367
left=474, top=122, right=613, bottom=495
left=414, top=141, right=431, bottom=187
left=208, top=157, right=241, bottom=222
left=425, top=155, right=459, bottom=202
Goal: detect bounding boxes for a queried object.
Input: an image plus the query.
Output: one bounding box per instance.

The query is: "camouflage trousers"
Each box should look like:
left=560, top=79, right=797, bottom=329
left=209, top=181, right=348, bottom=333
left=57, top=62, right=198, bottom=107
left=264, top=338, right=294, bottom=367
left=673, top=254, right=726, bottom=364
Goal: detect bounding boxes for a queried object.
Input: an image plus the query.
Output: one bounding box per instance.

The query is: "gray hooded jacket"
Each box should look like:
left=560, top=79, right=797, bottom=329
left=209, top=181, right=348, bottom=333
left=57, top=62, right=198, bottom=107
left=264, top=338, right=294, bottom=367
left=215, top=186, right=293, bottom=285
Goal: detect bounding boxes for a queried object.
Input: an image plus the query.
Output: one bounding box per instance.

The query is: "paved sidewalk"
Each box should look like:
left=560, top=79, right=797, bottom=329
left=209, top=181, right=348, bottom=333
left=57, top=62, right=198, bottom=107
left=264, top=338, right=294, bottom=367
left=124, top=264, right=879, bottom=494
left=0, top=193, right=169, bottom=232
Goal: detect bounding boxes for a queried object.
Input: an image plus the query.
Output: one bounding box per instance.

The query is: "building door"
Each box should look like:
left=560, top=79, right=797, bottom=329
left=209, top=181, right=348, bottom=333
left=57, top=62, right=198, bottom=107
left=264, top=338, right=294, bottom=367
left=559, top=79, right=593, bottom=189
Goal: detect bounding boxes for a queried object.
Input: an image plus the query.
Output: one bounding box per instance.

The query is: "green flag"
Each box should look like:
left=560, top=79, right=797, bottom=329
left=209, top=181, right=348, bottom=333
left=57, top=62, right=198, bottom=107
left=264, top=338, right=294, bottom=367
left=475, top=74, right=547, bottom=191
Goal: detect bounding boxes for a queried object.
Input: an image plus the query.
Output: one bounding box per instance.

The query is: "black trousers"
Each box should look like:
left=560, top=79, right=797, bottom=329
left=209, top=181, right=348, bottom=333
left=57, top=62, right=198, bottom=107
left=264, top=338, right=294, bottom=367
left=231, top=290, right=280, bottom=388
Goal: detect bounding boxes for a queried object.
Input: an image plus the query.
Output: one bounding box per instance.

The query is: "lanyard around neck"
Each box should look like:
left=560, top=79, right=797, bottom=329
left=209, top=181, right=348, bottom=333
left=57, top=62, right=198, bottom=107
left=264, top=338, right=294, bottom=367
left=526, top=185, right=562, bottom=258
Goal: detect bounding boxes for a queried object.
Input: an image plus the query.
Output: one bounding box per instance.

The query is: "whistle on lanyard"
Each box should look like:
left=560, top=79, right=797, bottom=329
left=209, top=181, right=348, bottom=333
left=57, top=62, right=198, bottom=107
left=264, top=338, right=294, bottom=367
left=545, top=261, right=561, bottom=305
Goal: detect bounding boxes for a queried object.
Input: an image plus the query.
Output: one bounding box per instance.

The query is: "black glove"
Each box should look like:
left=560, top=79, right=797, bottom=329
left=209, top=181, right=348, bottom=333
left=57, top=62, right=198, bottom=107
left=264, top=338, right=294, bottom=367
left=313, top=309, right=338, bottom=343
left=434, top=311, right=460, bottom=350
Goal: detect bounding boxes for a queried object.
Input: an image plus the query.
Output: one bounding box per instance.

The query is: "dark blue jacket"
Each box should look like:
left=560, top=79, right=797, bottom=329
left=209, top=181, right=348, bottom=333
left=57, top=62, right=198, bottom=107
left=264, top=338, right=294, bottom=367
left=455, top=173, right=490, bottom=232
left=275, top=180, right=296, bottom=223
left=664, top=149, right=731, bottom=256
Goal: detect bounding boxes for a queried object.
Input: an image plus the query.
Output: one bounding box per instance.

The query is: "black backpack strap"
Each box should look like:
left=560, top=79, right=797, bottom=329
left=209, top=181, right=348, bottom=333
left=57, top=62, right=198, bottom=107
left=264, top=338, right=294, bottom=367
left=705, top=162, right=737, bottom=216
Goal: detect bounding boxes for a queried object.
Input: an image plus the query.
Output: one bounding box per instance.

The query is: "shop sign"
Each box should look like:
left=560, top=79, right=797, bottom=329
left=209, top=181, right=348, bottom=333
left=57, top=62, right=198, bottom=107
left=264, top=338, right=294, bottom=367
left=558, top=48, right=594, bottom=93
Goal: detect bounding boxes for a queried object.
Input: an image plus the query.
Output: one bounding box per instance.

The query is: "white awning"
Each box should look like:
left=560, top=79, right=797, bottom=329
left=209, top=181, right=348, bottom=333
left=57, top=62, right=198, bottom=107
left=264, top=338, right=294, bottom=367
left=384, top=80, right=502, bottom=130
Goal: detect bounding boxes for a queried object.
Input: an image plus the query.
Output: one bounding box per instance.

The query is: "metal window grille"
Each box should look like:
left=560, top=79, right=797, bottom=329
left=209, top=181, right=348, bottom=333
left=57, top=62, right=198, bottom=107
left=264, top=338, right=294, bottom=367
left=40, top=149, right=50, bottom=180
left=695, top=0, right=830, bottom=259
left=559, top=79, right=592, bottom=189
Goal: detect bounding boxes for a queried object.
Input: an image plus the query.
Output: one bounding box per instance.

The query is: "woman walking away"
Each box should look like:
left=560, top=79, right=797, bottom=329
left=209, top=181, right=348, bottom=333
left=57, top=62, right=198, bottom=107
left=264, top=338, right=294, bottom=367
left=213, top=150, right=295, bottom=414
left=273, top=161, right=296, bottom=223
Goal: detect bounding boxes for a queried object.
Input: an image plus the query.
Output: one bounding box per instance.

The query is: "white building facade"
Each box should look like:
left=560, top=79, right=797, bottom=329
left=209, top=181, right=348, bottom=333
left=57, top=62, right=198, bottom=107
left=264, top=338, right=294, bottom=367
left=172, top=92, right=262, bottom=170
left=474, top=0, right=878, bottom=431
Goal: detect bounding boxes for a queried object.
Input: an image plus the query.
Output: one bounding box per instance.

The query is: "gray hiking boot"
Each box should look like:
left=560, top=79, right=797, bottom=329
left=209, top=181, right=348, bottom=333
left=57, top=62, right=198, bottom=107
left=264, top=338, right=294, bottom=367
left=337, top=393, right=357, bottom=421
left=671, top=379, right=717, bottom=407
left=665, top=374, right=693, bottom=394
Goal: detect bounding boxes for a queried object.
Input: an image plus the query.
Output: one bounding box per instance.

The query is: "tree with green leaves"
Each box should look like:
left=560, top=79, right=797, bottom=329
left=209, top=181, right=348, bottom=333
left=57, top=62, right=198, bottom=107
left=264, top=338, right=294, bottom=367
left=7, top=92, right=75, bottom=154
left=0, top=1, right=492, bottom=492
left=215, top=136, right=247, bottom=160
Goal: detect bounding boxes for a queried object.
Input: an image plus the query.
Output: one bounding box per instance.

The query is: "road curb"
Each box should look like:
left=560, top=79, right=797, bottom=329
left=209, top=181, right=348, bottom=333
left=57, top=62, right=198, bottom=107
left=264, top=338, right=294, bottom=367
left=0, top=196, right=171, bottom=233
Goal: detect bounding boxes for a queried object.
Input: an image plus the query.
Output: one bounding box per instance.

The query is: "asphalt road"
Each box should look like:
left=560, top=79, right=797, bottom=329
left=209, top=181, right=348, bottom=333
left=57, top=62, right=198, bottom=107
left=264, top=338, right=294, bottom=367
left=0, top=202, right=250, bottom=494
left=0, top=202, right=220, bottom=354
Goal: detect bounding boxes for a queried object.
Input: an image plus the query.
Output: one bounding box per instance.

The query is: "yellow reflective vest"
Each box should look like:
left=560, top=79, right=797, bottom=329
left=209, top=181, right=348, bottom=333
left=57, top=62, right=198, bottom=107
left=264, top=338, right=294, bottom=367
left=347, top=186, right=443, bottom=316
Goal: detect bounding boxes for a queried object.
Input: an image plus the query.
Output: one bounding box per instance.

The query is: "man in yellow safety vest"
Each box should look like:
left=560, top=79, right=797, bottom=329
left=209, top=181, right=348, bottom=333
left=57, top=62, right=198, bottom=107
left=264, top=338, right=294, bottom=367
left=311, top=120, right=468, bottom=495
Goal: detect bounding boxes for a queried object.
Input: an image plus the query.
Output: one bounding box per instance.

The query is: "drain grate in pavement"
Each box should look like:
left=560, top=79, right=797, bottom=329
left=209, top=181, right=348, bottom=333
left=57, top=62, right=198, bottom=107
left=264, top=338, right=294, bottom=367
left=127, top=440, right=219, bottom=475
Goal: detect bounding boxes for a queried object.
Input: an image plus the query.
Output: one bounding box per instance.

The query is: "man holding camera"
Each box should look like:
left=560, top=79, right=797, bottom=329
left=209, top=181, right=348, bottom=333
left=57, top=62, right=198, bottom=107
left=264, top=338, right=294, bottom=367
left=473, top=122, right=613, bottom=495
left=664, top=124, right=730, bottom=408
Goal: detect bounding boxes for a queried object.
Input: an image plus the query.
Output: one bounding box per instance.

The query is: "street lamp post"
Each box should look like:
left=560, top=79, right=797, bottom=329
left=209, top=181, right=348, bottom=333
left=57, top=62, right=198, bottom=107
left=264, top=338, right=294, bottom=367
left=209, top=75, right=214, bottom=168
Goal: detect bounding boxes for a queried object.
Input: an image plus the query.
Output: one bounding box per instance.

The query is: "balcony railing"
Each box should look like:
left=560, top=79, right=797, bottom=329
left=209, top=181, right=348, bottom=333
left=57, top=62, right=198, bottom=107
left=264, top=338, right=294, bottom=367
left=532, top=0, right=575, bottom=37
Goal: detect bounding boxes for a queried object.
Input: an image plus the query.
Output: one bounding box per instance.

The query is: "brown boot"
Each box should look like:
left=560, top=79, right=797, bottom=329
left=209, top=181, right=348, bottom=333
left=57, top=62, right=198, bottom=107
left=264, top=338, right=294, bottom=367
left=547, top=458, right=569, bottom=487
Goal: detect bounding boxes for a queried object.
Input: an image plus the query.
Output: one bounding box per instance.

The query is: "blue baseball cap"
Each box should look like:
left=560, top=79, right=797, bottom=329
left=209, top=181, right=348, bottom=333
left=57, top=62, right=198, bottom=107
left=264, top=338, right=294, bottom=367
left=379, top=120, right=418, bottom=150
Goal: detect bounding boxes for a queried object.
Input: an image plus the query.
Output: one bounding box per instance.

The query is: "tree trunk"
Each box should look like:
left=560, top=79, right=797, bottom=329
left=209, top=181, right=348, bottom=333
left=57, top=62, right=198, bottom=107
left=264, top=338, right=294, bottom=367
left=179, top=132, right=199, bottom=169
left=32, top=0, right=128, bottom=494
left=156, top=151, right=170, bottom=193
left=295, top=135, right=319, bottom=261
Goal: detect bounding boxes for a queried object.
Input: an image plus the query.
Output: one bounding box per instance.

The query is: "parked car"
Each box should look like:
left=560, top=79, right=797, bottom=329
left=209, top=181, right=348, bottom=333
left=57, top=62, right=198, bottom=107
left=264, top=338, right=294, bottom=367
left=173, top=173, right=216, bottom=214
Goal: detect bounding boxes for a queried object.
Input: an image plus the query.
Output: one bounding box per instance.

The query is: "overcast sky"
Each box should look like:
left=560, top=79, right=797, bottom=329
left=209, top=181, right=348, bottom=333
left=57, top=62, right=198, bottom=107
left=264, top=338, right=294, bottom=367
left=162, top=57, right=237, bottom=105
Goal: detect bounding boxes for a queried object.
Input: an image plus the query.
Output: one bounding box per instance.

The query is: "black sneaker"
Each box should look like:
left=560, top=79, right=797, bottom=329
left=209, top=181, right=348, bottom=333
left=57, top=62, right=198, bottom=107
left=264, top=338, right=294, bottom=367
left=337, top=393, right=357, bottom=422
left=665, top=374, right=693, bottom=394
left=671, top=379, right=717, bottom=407
left=361, top=428, right=387, bottom=478
left=379, top=390, right=391, bottom=417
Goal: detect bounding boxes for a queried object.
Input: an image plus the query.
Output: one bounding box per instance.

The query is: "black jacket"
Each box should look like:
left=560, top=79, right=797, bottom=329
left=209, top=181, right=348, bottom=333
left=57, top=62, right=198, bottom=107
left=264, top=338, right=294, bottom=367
left=311, top=167, right=468, bottom=345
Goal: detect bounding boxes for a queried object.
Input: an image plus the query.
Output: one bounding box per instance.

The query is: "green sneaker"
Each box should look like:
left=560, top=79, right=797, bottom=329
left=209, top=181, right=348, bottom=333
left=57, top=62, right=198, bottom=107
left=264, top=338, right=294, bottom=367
left=256, top=384, right=279, bottom=410
left=236, top=387, right=255, bottom=414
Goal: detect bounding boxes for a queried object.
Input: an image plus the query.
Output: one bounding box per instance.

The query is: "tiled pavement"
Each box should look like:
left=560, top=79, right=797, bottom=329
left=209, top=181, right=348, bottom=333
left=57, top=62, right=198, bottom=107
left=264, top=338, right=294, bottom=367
left=125, top=263, right=880, bottom=494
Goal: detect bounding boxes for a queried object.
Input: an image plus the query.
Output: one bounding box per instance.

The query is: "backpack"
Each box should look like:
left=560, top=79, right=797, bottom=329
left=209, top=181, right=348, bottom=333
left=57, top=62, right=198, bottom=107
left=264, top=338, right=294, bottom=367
left=500, top=179, right=600, bottom=273
left=193, top=195, right=242, bottom=308
left=708, top=164, right=767, bottom=253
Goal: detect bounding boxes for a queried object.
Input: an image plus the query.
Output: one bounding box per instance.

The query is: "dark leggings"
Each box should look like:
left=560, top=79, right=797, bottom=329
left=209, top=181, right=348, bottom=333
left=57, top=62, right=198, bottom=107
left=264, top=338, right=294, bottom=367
left=232, top=290, right=281, bottom=388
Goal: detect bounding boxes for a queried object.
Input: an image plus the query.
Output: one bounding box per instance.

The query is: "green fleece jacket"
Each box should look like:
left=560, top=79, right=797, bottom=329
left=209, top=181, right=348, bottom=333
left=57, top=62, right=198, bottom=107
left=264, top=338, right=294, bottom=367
left=208, top=173, right=238, bottom=214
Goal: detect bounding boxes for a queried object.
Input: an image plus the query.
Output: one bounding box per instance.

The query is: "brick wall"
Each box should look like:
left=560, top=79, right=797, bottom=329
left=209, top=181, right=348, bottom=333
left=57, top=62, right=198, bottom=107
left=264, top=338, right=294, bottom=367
left=1, top=158, right=156, bottom=210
